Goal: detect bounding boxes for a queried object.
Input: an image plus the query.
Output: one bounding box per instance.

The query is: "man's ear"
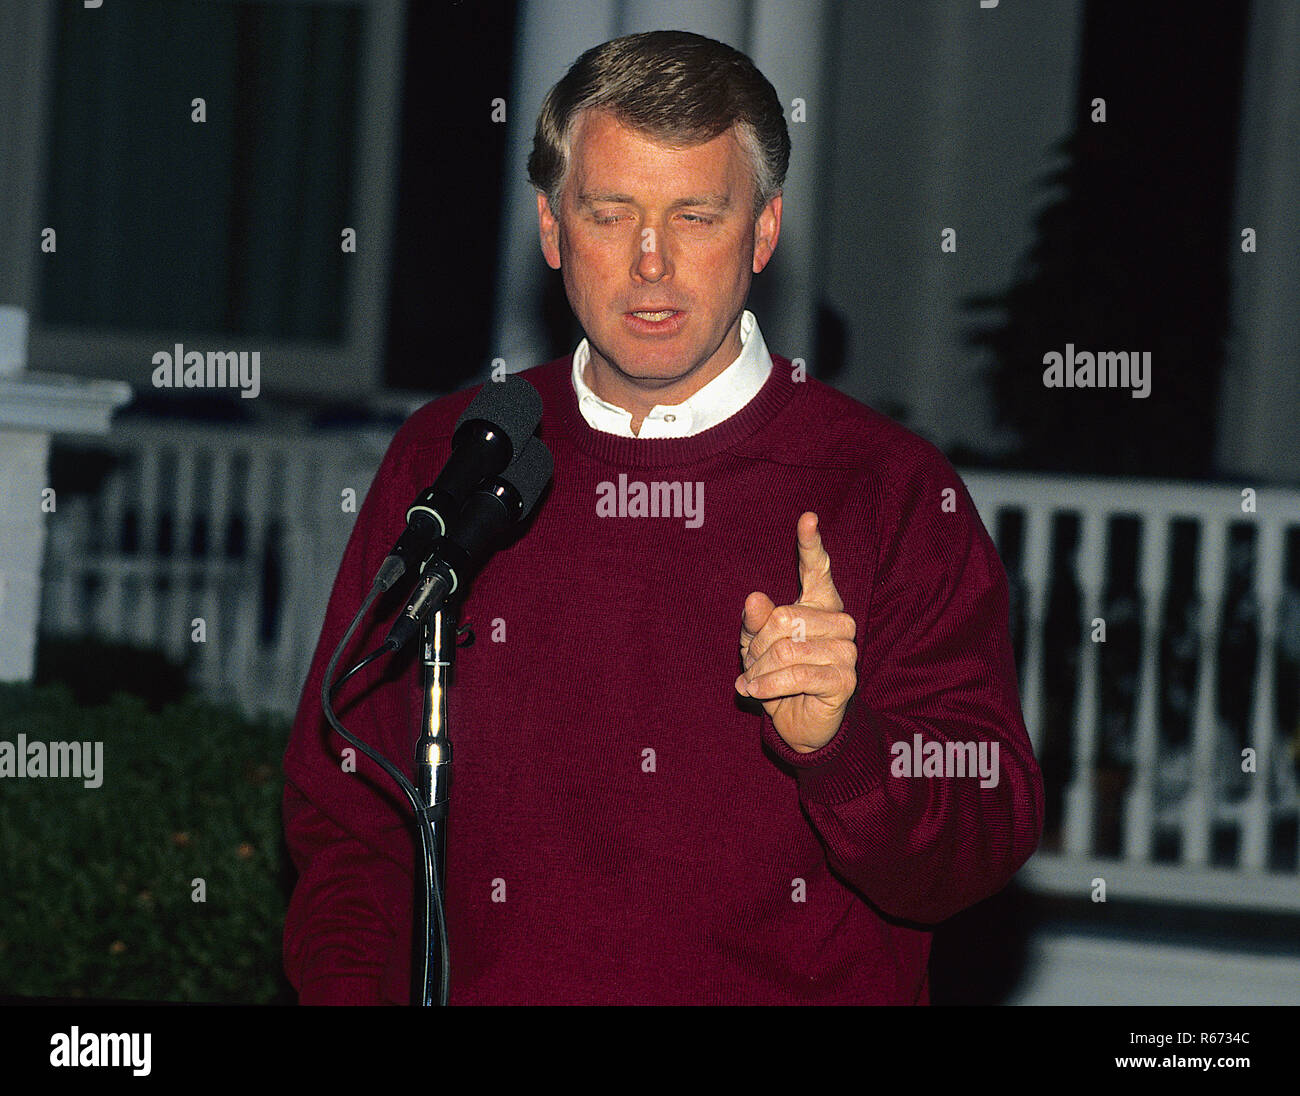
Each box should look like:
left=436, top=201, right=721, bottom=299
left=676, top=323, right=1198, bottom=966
left=538, top=191, right=562, bottom=270
left=752, top=193, right=782, bottom=274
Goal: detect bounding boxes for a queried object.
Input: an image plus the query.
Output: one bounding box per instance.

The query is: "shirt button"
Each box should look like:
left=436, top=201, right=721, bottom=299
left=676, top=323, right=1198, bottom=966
left=663, top=413, right=676, bottom=423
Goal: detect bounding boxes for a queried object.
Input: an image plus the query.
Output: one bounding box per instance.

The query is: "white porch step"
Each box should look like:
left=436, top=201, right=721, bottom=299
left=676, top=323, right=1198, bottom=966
left=1008, top=929, right=1300, bottom=1005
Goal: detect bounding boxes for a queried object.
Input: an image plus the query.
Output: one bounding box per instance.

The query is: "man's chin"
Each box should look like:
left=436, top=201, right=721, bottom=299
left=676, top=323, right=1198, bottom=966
left=595, top=353, right=704, bottom=388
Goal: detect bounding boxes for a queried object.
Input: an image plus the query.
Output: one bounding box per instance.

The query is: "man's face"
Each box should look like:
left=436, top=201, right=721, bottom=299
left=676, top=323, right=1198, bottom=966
left=537, top=109, right=781, bottom=395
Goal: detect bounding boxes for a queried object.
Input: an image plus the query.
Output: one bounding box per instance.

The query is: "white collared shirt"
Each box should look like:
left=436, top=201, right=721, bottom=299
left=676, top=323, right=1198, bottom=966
left=571, top=310, right=773, bottom=438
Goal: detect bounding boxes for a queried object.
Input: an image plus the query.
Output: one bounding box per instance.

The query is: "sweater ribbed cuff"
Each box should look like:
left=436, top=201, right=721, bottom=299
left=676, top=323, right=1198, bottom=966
left=298, top=974, right=385, bottom=1007
left=759, top=698, right=890, bottom=805
left=296, top=951, right=387, bottom=1006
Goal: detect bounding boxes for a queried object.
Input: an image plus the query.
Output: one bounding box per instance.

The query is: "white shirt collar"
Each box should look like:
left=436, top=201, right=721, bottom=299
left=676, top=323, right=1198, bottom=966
left=571, top=310, right=773, bottom=438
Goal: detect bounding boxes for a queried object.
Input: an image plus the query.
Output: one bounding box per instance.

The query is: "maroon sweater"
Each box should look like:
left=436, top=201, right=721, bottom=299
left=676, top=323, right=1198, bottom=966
left=282, top=354, right=1044, bottom=1005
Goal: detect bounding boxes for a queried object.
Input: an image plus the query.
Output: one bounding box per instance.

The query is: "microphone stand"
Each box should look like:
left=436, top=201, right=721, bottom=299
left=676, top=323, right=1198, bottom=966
left=415, top=607, right=454, bottom=1006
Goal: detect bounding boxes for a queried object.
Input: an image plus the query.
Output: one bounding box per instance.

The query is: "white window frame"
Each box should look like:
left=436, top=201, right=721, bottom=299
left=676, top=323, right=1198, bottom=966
left=22, top=0, right=407, bottom=400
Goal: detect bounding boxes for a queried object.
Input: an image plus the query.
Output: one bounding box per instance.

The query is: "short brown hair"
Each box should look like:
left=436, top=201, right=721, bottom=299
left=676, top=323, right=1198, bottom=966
left=528, top=30, right=790, bottom=218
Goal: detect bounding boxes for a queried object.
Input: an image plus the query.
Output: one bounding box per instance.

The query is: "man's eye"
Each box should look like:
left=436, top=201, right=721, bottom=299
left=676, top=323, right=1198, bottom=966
left=680, top=214, right=713, bottom=225
left=593, top=214, right=625, bottom=224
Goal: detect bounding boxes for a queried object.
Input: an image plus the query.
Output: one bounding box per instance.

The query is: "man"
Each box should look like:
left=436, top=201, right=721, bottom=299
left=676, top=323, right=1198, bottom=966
left=283, top=29, right=1043, bottom=1005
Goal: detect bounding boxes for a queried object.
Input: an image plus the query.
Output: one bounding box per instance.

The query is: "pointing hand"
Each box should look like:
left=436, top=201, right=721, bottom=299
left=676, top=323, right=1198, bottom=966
left=737, top=513, right=858, bottom=753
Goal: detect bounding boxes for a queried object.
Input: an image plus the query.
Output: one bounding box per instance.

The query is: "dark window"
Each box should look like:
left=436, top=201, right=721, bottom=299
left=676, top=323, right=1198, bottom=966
left=38, top=0, right=360, bottom=341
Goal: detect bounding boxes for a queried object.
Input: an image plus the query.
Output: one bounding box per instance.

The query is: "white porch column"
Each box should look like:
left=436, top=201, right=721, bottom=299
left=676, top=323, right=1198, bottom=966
left=0, top=0, right=55, bottom=309
left=819, top=1, right=1084, bottom=454
left=491, top=0, right=829, bottom=375
left=490, top=0, right=620, bottom=375
left=0, top=308, right=131, bottom=682
left=622, top=0, right=827, bottom=364
left=747, top=0, right=829, bottom=367
left=1214, top=0, right=1300, bottom=483
left=619, top=0, right=747, bottom=40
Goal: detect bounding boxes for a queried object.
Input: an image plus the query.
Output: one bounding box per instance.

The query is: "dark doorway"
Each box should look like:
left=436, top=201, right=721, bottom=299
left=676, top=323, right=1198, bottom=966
left=385, top=0, right=519, bottom=394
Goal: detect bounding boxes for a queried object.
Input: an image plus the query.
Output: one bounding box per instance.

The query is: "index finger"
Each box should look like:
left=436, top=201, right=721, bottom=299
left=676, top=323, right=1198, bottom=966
left=796, top=512, right=842, bottom=611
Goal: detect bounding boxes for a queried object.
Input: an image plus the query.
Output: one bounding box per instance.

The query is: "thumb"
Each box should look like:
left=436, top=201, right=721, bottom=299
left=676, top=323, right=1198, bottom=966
left=796, top=512, right=843, bottom=611
left=740, top=590, right=776, bottom=658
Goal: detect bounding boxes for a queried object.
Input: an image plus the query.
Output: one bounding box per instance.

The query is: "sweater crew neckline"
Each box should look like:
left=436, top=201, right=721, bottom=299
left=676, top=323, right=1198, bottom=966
left=551, top=352, right=799, bottom=470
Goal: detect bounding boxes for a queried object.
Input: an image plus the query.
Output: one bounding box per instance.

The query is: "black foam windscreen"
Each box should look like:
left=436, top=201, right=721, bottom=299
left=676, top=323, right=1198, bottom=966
left=453, top=374, right=543, bottom=461
left=499, top=436, right=553, bottom=519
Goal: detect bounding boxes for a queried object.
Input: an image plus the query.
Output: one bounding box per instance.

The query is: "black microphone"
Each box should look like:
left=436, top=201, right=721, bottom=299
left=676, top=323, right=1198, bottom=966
left=374, top=374, right=543, bottom=591
left=383, top=436, right=553, bottom=651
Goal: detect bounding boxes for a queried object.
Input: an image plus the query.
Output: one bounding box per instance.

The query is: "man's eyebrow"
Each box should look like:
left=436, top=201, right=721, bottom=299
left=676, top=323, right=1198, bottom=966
left=672, top=194, right=731, bottom=210
left=577, top=191, right=634, bottom=206
left=576, top=191, right=732, bottom=209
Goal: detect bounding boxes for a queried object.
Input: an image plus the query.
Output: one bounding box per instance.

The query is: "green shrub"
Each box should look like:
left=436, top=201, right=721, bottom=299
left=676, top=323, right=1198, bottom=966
left=36, top=636, right=192, bottom=711
left=0, top=683, right=294, bottom=1003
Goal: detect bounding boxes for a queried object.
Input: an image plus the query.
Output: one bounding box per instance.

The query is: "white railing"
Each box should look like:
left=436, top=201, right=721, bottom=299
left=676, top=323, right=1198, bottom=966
left=40, top=417, right=394, bottom=720
left=37, top=427, right=1300, bottom=910
left=963, top=471, right=1300, bottom=911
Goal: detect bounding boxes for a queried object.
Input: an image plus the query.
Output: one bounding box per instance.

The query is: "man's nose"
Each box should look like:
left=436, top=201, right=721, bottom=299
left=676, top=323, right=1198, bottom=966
left=632, top=226, right=671, bottom=283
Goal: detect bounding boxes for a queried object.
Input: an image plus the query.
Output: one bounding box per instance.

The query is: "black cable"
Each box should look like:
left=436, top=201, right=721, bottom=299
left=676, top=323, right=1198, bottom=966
left=332, top=644, right=389, bottom=695
left=320, top=579, right=448, bottom=1006
left=321, top=582, right=418, bottom=804
left=422, top=812, right=450, bottom=1006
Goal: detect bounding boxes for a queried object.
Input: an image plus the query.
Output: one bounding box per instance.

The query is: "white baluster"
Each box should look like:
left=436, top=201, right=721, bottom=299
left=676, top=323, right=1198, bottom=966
left=164, top=448, right=198, bottom=666
left=1184, top=515, right=1229, bottom=866
left=132, top=445, right=162, bottom=649
left=1064, top=509, right=1107, bottom=856
left=1123, top=512, right=1170, bottom=861
left=50, top=494, right=92, bottom=637
left=96, top=462, right=128, bottom=641
left=195, top=450, right=233, bottom=697
left=276, top=445, right=316, bottom=718
left=1019, top=506, right=1053, bottom=757
left=1241, top=515, right=1283, bottom=870
left=231, top=447, right=271, bottom=714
